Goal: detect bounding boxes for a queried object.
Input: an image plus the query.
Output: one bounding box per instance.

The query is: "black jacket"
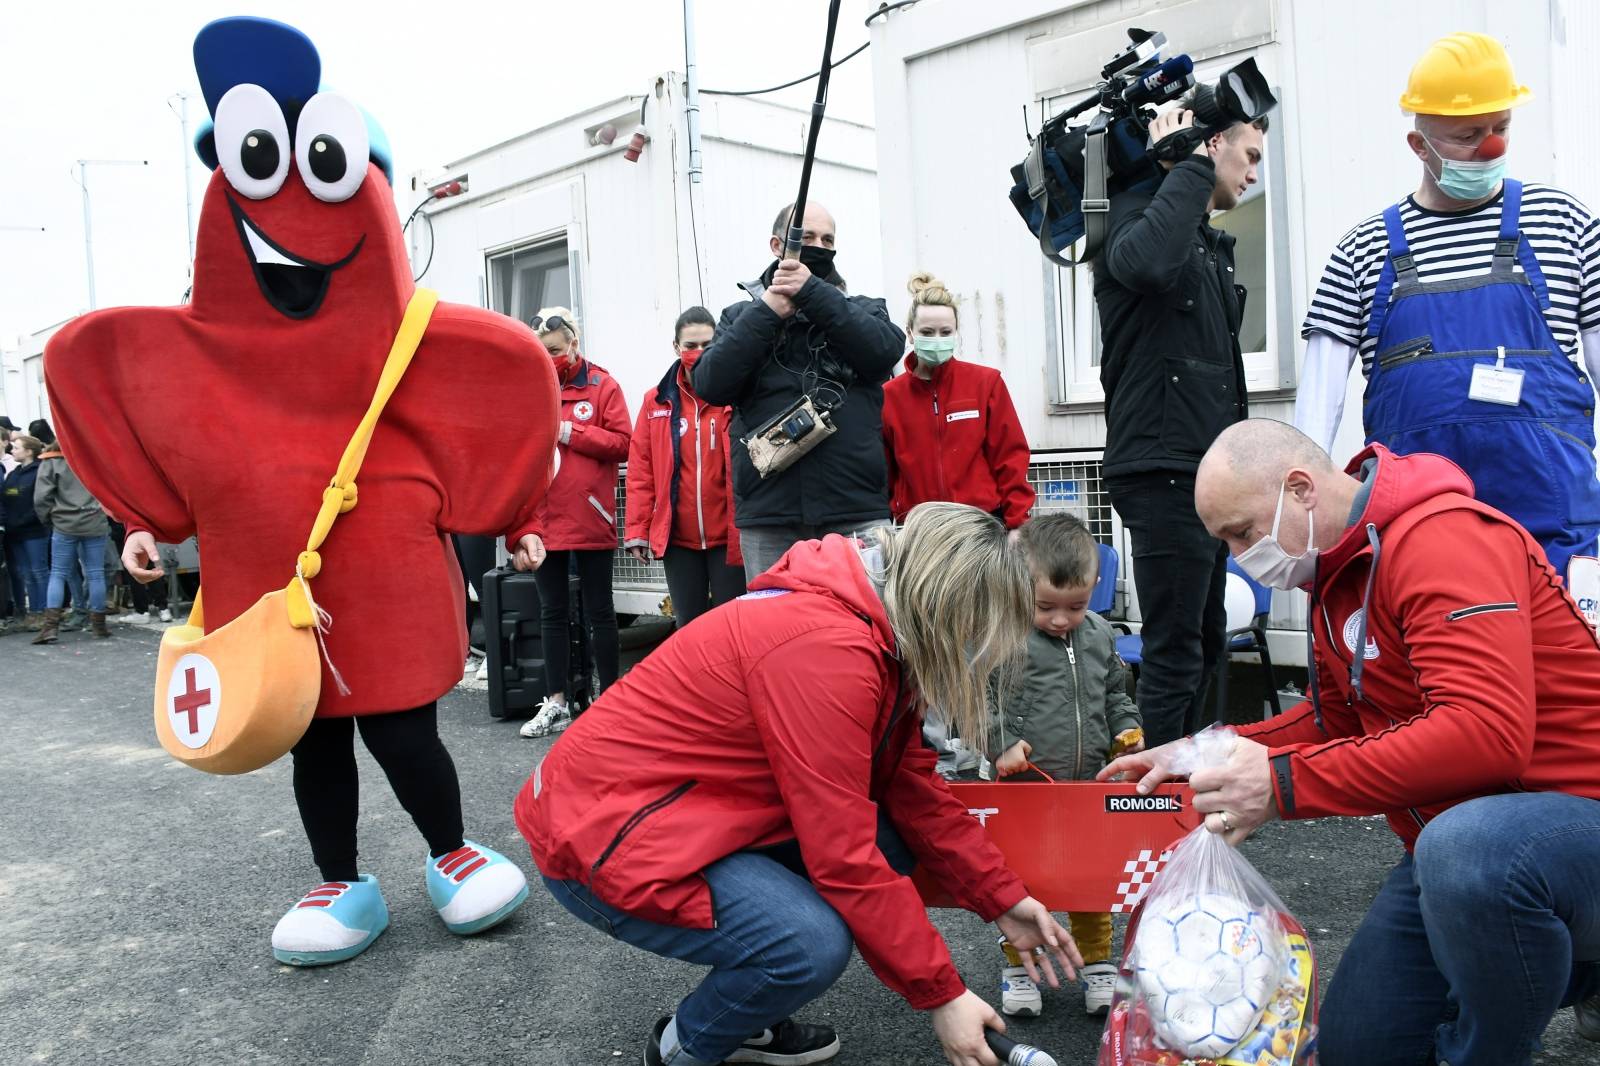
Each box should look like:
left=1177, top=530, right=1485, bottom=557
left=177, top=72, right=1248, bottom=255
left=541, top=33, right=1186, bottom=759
left=1094, top=155, right=1249, bottom=478
left=693, top=271, right=905, bottom=527
left=2, top=462, right=48, bottom=541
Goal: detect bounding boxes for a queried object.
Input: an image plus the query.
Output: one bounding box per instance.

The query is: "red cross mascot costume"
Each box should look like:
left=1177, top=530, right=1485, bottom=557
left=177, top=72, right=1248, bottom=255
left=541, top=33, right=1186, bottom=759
left=43, top=17, right=560, bottom=966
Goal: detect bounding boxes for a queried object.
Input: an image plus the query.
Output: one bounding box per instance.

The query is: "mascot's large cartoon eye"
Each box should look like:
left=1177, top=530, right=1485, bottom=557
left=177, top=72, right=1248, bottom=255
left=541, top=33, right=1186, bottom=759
left=215, top=83, right=291, bottom=199
left=295, top=93, right=369, bottom=203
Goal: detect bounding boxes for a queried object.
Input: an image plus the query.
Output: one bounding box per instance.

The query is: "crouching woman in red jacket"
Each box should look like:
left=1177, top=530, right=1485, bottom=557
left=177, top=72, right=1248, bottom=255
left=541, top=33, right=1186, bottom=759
left=883, top=273, right=1035, bottom=528
left=624, top=307, right=746, bottom=629
left=517, top=503, right=1081, bottom=1066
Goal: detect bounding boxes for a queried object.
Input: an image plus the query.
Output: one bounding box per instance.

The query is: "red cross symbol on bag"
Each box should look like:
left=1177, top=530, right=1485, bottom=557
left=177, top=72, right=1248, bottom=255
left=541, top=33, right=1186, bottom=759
left=166, top=654, right=222, bottom=749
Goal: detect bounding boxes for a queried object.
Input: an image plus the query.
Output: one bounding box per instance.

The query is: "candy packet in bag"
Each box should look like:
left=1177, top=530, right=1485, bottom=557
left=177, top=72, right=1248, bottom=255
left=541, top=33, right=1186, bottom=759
left=1097, top=728, right=1319, bottom=1066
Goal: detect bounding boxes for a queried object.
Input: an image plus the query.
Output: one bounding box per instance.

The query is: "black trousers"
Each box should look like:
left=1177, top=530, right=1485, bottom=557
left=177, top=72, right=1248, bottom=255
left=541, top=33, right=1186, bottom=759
left=662, top=544, right=746, bottom=629
left=1107, top=472, right=1229, bottom=746
left=533, top=549, right=620, bottom=698
left=290, top=703, right=464, bottom=882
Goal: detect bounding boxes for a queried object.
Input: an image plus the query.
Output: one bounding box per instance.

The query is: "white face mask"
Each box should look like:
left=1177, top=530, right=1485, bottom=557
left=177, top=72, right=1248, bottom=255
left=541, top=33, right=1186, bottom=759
left=1235, top=481, right=1318, bottom=590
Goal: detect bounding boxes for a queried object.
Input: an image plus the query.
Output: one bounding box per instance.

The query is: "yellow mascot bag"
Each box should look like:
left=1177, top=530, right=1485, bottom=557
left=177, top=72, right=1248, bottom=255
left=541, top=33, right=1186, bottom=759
left=152, top=290, right=438, bottom=774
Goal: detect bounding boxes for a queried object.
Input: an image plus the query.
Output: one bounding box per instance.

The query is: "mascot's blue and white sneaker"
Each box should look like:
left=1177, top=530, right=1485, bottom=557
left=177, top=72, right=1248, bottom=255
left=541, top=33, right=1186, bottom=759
left=271, top=875, right=389, bottom=966
left=426, top=841, right=528, bottom=935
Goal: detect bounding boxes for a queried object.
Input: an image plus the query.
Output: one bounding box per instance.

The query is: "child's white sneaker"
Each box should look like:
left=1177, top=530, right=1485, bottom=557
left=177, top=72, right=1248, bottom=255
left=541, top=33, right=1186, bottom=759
left=1081, top=961, right=1117, bottom=1015
left=1000, top=965, right=1042, bottom=1017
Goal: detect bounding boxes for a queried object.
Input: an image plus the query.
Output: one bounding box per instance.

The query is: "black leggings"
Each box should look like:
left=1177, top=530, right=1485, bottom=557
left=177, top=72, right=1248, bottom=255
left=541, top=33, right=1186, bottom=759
left=532, top=549, right=619, bottom=698
left=662, top=544, right=746, bottom=628
left=291, top=703, right=464, bottom=882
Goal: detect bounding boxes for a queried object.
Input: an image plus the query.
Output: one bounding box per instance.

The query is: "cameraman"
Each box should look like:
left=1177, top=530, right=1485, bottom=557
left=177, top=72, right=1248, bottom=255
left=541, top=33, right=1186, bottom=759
left=693, top=202, right=905, bottom=581
left=1094, top=104, right=1267, bottom=745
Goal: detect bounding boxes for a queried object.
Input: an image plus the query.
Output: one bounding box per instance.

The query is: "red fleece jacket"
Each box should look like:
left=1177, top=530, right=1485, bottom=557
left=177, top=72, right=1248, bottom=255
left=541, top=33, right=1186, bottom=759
left=1235, top=444, right=1600, bottom=849
left=517, top=534, right=1027, bottom=1009
left=881, top=355, right=1035, bottom=527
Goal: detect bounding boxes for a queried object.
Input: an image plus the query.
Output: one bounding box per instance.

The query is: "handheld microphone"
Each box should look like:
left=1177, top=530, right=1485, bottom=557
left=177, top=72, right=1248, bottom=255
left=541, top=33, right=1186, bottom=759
left=1123, top=55, right=1195, bottom=106
left=985, top=1030, right=1059, bottom=1066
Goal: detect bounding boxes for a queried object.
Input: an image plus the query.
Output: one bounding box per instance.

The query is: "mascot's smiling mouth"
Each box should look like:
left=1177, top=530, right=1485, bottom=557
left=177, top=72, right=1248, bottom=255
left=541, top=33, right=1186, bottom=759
left=226, top=195, right=365, bottom=319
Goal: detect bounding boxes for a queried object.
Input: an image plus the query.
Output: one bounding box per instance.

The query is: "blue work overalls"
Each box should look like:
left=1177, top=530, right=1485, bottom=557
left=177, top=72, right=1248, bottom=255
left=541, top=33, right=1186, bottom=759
left=1363, top=179, right=1600, bottom=578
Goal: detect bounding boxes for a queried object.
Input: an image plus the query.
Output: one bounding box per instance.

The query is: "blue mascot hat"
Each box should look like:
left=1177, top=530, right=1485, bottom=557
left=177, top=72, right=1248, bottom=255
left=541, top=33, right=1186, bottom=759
left=191, top=16, right=393, bottom=183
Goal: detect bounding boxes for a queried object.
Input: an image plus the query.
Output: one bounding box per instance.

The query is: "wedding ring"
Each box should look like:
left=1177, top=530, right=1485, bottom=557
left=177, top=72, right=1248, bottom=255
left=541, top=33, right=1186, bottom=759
left=1219, top=811, right=1234, bottom=832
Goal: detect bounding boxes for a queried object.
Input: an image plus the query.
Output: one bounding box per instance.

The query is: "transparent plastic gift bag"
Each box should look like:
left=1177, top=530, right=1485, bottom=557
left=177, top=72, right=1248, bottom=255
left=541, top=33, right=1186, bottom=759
left=1098, top=728, right=1319, bottom=1066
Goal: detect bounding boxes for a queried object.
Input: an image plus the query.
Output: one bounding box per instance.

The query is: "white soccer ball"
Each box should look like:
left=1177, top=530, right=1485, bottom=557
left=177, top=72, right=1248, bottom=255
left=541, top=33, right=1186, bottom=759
left=1132, top=891, right=1281, bottom=1058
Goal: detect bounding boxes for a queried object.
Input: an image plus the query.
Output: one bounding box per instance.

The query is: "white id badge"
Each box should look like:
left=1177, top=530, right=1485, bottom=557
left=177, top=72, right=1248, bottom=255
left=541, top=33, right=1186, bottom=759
left=1469, top=362, right=1524, bottom=406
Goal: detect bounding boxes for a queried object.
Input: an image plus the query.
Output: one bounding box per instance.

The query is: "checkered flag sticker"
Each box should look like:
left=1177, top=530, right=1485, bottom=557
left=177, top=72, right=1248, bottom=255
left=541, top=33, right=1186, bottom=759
left=1110, top=848, right=1173, bottom=913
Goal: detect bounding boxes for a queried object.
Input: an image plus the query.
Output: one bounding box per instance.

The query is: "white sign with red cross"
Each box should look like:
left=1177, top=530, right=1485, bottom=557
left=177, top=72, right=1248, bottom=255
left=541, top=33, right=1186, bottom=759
left=166, top=653, right=222, bottom=749
left=573, top=400, right=595, bottom=422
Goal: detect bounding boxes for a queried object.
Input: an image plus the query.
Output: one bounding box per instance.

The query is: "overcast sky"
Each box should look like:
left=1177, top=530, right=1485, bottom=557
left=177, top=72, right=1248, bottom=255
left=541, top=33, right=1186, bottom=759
left=0, top=0, right=880, bottom=347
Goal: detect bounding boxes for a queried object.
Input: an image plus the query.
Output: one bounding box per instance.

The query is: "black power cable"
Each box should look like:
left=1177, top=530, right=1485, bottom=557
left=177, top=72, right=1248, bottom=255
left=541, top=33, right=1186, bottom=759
left=701, top=40, right=869, bottom=98
left=697, top=2, right=922, bottom=100
left=698, top=1, right=921, bottom=98
left=401, top=195, right=436, bottom=282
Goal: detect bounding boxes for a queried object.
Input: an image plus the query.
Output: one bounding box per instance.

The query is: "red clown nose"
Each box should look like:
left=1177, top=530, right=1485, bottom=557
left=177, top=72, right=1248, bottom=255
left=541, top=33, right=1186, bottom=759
left=1476, top=133, right=1507, bottom=160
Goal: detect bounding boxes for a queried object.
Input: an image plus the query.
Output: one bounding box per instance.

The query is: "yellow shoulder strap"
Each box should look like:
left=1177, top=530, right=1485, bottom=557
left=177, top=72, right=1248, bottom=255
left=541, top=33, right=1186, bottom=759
left=285, top=288, right=440, bottom=625
left=183, top=289, right=439, bottom=633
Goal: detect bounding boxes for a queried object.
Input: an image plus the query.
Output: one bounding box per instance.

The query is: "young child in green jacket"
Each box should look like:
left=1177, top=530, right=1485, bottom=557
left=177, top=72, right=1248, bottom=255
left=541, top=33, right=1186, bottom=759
left=989, top=513, right=1144, bottom=1019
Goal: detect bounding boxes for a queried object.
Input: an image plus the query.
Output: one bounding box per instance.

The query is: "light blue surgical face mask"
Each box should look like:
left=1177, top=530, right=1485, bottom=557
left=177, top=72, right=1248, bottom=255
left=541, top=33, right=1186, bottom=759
left=1422, top=134, right=1507, bottom=202
left=913, top=335, right=957, bottom=366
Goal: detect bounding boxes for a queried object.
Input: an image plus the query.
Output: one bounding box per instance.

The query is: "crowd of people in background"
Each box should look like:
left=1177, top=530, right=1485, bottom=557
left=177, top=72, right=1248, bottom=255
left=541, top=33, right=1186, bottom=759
left=1, top=416, right=173, bottom=641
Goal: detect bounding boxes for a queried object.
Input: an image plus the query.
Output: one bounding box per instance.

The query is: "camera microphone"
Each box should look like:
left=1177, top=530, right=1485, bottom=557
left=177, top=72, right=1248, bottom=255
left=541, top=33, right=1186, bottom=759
left=985, top=1030, right=1059, bottom=1066
left=1122, top=55, right=1194, bottom=106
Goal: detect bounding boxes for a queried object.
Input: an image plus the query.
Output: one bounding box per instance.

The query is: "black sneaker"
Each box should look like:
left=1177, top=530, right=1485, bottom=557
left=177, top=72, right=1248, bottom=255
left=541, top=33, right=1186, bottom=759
left=1577, top=987, right=1600, bottom=1042
left=643, top=1016, right=840, bottom=1066
left=644, top=1017, right=673, bottom=1066
left=726, top=1018, right=840, bottom=1065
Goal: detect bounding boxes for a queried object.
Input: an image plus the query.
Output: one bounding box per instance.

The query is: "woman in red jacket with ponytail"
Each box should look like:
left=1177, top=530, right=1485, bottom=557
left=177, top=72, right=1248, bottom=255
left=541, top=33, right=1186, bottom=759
left=625, top=307, right=746, bottom=629
left=521, top=307, right=631, bottom=739
left=882, top=273, right=1035, bottom=528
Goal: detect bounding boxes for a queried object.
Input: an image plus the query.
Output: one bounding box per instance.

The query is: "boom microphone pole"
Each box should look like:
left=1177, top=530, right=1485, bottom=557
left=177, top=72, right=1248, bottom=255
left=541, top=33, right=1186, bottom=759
left=782, top=0, right=843, bottom=260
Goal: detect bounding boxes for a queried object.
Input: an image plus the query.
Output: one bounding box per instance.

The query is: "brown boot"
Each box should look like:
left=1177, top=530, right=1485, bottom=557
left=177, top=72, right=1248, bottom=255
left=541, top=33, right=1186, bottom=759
left=31, top=607, right=62, bottom=644
left=91, top=611, right=111, bottom=638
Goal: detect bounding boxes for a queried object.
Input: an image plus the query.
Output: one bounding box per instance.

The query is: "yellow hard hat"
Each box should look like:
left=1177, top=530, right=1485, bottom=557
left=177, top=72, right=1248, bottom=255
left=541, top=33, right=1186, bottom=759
left=1400, top=32, right=1533, bottom=115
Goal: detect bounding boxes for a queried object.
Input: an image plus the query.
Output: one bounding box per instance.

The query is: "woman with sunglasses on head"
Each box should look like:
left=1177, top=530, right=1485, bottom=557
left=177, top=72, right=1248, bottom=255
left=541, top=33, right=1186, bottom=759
left=625, top=307, right=746, bottom=630
left=520, top=307, right=632, bottom=739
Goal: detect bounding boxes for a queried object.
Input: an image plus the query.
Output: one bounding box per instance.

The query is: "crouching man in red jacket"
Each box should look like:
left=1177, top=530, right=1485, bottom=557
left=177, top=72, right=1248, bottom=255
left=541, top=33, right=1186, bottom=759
left=1104, top=418, right=1600, bottom=1066
left=517, top=504, right=1082, bottom=1066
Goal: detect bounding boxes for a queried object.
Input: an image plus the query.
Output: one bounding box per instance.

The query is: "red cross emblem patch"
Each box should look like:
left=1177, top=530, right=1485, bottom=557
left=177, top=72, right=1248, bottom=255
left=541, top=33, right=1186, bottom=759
left=573, top=400, right=595, bottom=422
left=166, top=653, right=222, bottom=749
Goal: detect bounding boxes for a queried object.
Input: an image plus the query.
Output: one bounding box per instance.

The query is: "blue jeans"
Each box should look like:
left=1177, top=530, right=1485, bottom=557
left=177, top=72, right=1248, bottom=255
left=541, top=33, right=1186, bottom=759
left=1319, top=793, right=1600, bottom=1066
left=543, top=824, right=916, bottom=1064
left=8, top=536, right=49, bottom=613
left=47, top=531, right=106, bottom=612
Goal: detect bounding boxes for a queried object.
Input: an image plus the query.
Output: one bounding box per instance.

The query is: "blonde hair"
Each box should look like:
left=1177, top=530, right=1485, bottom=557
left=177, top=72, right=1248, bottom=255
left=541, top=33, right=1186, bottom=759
left=871, top=502, right=1031, bottom=752
left=906, top=271, right=959, bottom=332
left=534, top=305, right=580, bottom=344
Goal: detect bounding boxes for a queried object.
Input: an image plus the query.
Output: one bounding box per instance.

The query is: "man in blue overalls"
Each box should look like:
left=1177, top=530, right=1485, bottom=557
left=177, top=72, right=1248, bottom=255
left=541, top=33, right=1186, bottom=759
left=1295, top=32, right=1600, bottom=581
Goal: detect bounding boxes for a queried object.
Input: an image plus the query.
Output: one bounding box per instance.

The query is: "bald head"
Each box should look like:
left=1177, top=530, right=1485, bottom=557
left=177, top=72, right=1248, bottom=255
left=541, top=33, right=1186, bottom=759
left=769, top=202, right=837, bottom=257
left=1196, top=419, right=1348, bottom=560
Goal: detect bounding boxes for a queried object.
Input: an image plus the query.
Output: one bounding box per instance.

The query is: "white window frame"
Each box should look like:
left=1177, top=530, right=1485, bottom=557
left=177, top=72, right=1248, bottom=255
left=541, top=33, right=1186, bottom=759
left=1044, top=47, right=1293, bottom=408
left=484, top=232, right=575, bottom=325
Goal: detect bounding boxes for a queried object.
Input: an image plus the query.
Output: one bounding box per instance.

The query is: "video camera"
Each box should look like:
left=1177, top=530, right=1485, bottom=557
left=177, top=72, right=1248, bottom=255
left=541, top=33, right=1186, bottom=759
left=1086, top=29, right=1276, bottom=160
left=1008, top=28, right=1278, bottom=265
